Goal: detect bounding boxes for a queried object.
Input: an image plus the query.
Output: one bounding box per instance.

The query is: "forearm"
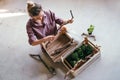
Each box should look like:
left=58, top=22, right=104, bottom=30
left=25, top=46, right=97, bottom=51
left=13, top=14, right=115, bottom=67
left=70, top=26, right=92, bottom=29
left=31, top=35, right=55, bottom=46
left=62, top=20, right=69, bottom=25
left=62, top=19, right=73, bottom=25
left=31, top=38, right=46, bottom=46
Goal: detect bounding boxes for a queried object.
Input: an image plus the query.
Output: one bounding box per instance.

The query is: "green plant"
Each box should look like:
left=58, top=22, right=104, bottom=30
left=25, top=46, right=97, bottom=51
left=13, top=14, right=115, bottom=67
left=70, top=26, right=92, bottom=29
left=66, top=43, right=94, bottom=67
left=69, top=60, right=77, bottom=67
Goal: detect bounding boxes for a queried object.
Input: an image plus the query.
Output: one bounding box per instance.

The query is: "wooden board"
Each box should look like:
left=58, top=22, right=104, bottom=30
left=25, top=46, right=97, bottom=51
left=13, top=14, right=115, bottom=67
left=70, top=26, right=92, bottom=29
left=42, top=33, right=78, bottom=62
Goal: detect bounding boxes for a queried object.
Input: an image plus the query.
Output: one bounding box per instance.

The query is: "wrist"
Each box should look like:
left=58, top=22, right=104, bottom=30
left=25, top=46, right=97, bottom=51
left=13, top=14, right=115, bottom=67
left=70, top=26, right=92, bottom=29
left=66, top=20, right=69, bottom=24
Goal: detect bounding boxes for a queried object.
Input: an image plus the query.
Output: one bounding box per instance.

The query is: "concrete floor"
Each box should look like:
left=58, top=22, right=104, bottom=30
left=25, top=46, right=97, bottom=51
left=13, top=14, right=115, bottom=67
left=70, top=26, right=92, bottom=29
left=0, top=0, right=120, bottom=80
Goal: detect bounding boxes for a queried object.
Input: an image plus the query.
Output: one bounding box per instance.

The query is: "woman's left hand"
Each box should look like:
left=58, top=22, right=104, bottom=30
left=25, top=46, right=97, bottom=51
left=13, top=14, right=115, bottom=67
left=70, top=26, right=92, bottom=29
left=67, top=19, right=74, bottom=24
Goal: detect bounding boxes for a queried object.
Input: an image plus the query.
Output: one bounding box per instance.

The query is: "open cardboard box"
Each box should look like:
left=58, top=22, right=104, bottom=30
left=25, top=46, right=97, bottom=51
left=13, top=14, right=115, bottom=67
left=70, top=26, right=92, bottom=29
left=42, top=32, right=101, bottom=78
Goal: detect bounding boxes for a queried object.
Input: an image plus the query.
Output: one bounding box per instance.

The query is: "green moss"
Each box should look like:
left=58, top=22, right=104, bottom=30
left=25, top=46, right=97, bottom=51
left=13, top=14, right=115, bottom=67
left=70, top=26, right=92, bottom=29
left=66, top=44, right=94, bottom=67
left=70, top=60, right=77, bottom=67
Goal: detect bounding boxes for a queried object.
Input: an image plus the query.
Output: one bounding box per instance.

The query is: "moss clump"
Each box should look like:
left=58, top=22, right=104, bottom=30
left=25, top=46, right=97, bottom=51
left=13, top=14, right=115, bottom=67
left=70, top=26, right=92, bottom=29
left=66, top=44, right=93, bottom=67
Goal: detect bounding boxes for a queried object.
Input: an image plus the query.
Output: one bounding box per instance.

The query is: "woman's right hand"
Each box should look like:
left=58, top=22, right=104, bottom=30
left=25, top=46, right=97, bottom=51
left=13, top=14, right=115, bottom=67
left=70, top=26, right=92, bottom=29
left=31, top=35, right=55, bottom=46
left=60, top=26, right=67, bottom=34
left=45, top=35, right=55, bottom=41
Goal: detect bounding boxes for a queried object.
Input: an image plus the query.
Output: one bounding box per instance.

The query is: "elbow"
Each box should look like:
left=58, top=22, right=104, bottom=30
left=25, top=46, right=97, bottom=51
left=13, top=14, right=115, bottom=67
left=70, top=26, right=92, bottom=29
left=30, top=40, right=42, bottom=46
left=29, top=40, right=37, bottom=46
left=29, top=39, right=38, bottom=46
left=31, top=43, right=36, bottom=46
left=30, top=42, right=38, bottom=46
left=29, top=38, right=44, bottom=46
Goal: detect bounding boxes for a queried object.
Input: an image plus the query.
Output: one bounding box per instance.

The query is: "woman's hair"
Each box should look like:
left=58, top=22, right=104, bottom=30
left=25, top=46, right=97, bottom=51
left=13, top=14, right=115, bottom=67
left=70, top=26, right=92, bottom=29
left=27, top=1, right=42, bottom=17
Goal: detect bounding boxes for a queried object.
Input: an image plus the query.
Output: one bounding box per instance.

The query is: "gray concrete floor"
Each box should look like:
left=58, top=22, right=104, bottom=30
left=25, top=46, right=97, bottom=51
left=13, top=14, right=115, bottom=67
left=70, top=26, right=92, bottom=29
left=0, top=0, right=120, bottom=80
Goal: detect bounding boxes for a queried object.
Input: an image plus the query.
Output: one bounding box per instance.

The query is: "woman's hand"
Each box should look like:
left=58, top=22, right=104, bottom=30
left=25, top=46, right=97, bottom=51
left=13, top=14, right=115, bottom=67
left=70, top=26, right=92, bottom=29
left=60, top=26, right=67, bottom=34
left=31, top=35, right=55, bottom=46
left=45, top=35, right=55, bottom=41
left=62, top=19, right=74, bottom=25
left=67, top=19, right=74, bottom=24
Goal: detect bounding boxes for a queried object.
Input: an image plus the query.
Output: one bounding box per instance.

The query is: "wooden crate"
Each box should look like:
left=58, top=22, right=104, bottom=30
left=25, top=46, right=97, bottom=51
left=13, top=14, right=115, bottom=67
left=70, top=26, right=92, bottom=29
left=61, top=37, right=101, bottom=77
left=42, top=32, right=100, bottom=78
left=42, top=32, right=78, bottom=62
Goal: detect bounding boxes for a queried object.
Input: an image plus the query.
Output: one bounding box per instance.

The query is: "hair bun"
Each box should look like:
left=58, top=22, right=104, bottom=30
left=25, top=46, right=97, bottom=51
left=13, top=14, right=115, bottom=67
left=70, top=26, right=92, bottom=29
left=27, top=1, right=35, bottom=11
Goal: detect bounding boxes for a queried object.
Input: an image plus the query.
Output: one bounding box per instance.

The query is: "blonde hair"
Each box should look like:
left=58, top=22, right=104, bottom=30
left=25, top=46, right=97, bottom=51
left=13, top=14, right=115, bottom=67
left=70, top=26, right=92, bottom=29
left=26, top=1, right=42, bottom=17
left=27, top=1, right=35, bottom=12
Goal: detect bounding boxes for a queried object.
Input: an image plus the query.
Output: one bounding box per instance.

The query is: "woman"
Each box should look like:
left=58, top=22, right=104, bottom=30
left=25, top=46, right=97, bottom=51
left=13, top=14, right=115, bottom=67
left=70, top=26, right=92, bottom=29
left=26, top=1, right=73, bottom=46
left=26, top=1, right=73, bottom=73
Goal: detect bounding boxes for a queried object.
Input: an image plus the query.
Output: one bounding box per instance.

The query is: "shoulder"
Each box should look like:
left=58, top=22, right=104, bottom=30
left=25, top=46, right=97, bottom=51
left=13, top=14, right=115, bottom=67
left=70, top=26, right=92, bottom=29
left=26, top=19, right=33, bottom=27
left=44, top=10, right=55, bottom=16
left=26, top=19, right=31, bottom=25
